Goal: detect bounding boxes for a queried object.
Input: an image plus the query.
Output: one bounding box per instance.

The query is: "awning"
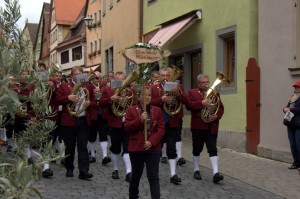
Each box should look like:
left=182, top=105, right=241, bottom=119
left=83, top=65, right=99, bottom=72
left=148, top=13, right=198, bottom=47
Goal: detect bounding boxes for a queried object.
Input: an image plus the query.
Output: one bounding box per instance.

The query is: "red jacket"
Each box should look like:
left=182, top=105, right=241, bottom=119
left=150, top=83, right=188, bottom=128
left=187, top=88, right=224, bottom=134
left=125, top=105, right=165, bottom=152
left=55, top=82, right=95, bottom=126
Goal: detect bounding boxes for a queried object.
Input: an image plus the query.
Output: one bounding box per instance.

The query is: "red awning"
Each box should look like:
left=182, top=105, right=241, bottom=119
left=149, top=14, right=197, bottom=47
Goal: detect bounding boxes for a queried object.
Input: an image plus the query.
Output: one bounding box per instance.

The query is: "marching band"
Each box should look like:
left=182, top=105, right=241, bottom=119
left=1, top=64, right=226, bottom=199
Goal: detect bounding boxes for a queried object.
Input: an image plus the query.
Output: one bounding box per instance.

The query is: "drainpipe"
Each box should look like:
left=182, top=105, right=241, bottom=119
left=138, top=0, right=143, bottom=42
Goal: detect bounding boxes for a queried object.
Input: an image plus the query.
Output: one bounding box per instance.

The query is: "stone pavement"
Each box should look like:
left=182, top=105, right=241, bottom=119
left=35, top=138, right=300, bottom=199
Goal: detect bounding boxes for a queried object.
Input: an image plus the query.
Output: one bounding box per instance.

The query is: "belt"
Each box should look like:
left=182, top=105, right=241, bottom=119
left=76, top=116, right=86, bottom=120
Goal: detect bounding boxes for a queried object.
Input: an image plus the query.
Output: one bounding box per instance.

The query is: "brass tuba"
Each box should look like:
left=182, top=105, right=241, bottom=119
left=67, top=70, right=96, bottom=116
left=200, top=72, right=229, bottom=123
left=163, top=66, right=183, bottom=116
left=112, top=70, right=139, bottom=117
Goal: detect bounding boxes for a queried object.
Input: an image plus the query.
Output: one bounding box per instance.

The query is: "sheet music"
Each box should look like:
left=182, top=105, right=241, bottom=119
left=164, top=82, right=178, bottom=91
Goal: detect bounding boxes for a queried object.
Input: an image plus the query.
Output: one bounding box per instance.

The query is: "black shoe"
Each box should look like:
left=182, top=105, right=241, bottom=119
left=213, top=172, right=224, bottom=184
left=42, top=168, right=54, bottom=178
left=6, top=145, right=13, bottom=153
left=112, top=170, right=119, bottom=179
left=27, top=157, right=34, bottom=165
left=125, top=172, right=132, bottom=182
left=79, top=172, right=93, bottom=180
left=170, top=174, right=181, bottom=185
left=194, top=171, right=202, bottom=180
left=89, top=156, right=96, bottom=163
left=102, top=156, right=111, bottom=165
left=66, top=169, right=74, bottom=177
left=161, top=157, right=167, bottom=164
left=177, top=157, right=186, bottom=166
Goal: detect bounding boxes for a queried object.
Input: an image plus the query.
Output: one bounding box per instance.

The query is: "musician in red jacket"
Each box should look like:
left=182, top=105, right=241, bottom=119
left=99, top=71, right=132, bottom=182
left=125, top=86, right=164, bottom=199
left=88, top=71, right=111, bottom=165
left=150, top=67, right=188, bottom=185
left=55, top=66, right=94, bottom=180
left=187, top=73, right=224, bottom=184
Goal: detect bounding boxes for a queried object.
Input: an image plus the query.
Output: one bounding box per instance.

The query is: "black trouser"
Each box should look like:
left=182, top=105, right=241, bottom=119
left=14, top=116, right=27, bottom=139
left=61, top=117, right=90, bottom=173
left=129, top=152, right=161, bottom=199
left=89, top=115, right=109, bottom=142
left=4, top=114, right=14, bottom=139
left=191, top=128, right=218, bottom=157
left=175, top=119, right=183, bottom=142
left=161, top=123, right=177, bottom=159
left=110, top=126, right=128, bottom=154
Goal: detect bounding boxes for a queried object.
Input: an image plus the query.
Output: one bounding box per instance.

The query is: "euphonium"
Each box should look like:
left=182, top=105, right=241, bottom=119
left=163, top=66, right=183, bottom=116
left=112, top=70, right=138, bottom=117
left=200, top=72, right=229, bottom=123
left=67, top=70, right=96, bottom=116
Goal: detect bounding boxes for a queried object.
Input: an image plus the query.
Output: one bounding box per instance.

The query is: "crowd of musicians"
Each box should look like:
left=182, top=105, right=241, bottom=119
left=1, top=64, right=225, bottom=199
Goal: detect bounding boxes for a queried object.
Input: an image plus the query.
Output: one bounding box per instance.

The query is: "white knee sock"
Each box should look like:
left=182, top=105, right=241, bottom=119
left=89, top=142, right=96, bottom=157
left=176, top=142, right=182, bottom=159
left=169, top=159, right=176, bottom=177
left=24, top=146, right=31, bottom=159
left=123, top=153, right=132, bottom=174
left=100, top=141, right=108, bottom=157
left=210, top=156, right=219, bottom=174
left=162, top=143, right=167, bottom=157
left=111, top=153, right=120, bottom=171
left=193, top=156, right=200, bottom=172
left=59, top=142, right=65, bottom=156
left=43, top=163, right=50, bottom=171
left=0, top=128, right=6, bottom=141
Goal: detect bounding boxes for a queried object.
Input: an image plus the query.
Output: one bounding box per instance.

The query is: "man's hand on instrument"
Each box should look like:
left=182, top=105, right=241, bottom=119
left=162, top=95, right=173, bottom=103
left=140, top=111, right=147, bottom=123
left=111, top=94, right=120, bottom=102
left=209, top=114, right=218, bottom=122
left=68, top=95, right=78, bottom=103
left=144, top=141, right=152, bottom=151
left=171, top=87, right=181, bottom=97
left=202, top=99, right=211, bottom=107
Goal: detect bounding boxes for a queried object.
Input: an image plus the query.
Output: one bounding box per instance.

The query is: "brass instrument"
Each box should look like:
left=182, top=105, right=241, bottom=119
left=163, top=66, right=183, bottom=116
left=200, top=72, right=229, bottom=123
left=112, top=70, right=139, bottom=117
left=67, top=70, right=96, bottom=116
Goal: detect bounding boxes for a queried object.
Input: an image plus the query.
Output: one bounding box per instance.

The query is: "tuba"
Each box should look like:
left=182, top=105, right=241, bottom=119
left=67, top=70, right=96, bottom=116
left=200, top=72, right=229, bottom=123
left=163, top=66, right=183, bottom=116
left=112, top=70, right=139, bottom=117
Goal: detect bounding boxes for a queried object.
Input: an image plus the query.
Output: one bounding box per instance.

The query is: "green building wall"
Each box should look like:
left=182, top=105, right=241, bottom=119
left=143, top=0, right=258, bottom=137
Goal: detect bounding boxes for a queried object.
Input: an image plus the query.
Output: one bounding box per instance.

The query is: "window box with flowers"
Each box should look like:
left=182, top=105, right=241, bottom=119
left=97, top=50, right=101, bottom=54
left=97, top=21, right=101, bottom=27
left=92, top=51, right=97, bottom=56
left=88, top=53, right=93, bottom=59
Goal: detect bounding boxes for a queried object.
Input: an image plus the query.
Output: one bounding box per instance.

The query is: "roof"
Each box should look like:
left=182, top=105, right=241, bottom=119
left=54, top=0, right=86, bottom=25
left=26, top=23, right=39, bottom=46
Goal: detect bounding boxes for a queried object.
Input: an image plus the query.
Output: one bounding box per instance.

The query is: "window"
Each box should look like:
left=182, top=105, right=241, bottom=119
left=90, top=42, right=93, bottom=53
left=109, top=0, right=113, bottom=9
left=216, top=26, right=237, bottom=93
left=105, top=46, right=114, bottom=72
left=61, top=50, right=69, bottom=64
left=191, top=51, right=202, bottom=88
left=98, top=39, right=101, bottom=52
left=99, top=10, right=101, bottom=23
left=72, top=46, right=82, bottom=61
left=94, top=12, right=97, bottom=23
left=94, top=40, right=97, bottom=52
left=102, top=0, right=106, bottom=16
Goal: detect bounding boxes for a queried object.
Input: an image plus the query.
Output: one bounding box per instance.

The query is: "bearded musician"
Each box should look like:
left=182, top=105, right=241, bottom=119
left=150, top=67, right=188, bottom=185
left=55, top=66, right=95, bottom=180
left=87, top=71, right=111, bottom=165
left=186, top=73, right=224, bottom=184
left=99, top=71, right=132, bottom=182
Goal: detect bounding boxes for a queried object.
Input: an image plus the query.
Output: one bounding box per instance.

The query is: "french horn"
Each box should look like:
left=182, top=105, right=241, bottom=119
left=67, top=70, right=96, bottom=116
left=200, top=72, right=229, bottom=123
left=111, top=70, right=138, bottom=117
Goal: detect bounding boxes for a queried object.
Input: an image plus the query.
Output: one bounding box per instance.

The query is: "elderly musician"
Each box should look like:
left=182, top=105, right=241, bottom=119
left=186, top=73, right=224, bottom=183
left=55, top=66, right=94, bottom=180
left=150, top=67, right=188, bottom=185
left=88, top=71, right=111, bottom=165
left=99, top=71, right=132, bottom=182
